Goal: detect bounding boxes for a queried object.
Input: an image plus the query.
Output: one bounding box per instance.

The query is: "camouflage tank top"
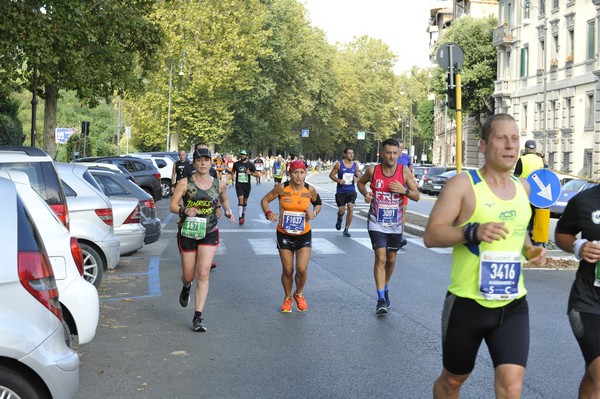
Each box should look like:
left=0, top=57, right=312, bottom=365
left=180, top=175, right=220, bottom=233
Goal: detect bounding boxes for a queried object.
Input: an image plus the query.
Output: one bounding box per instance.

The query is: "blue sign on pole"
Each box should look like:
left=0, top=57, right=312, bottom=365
left=525, top=169, right=561, bottom=208
left=55, top=128, right=75, bottom=144
left=301, top=129, right=309, bottom=138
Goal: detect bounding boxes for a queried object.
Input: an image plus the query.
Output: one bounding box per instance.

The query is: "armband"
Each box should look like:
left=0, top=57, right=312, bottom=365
left=311, top=194, right=322, bottom=206
left=573, top=238, right=587, bottom=261
left=179, top=206, right=185, bottom=217
left=463, top=222, right=481, bottom=245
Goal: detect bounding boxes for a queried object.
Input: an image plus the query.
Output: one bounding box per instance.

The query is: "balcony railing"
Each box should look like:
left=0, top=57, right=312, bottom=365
left=492, top=25, right=515, bottom=46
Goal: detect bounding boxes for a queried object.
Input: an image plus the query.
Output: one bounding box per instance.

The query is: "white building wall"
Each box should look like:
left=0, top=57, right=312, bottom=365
left=494, top=0, right=599, bottom=178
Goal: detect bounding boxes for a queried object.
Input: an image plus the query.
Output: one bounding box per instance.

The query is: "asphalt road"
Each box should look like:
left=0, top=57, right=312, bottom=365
left=77, top=172, right=581, bottom=398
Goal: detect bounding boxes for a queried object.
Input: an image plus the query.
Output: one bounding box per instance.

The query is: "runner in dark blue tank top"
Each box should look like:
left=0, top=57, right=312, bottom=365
left=329, top=148, right=360, bottom=237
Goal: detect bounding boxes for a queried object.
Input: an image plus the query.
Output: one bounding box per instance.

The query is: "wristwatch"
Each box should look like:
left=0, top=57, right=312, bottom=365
left=405, top=188, right=410, bottom=196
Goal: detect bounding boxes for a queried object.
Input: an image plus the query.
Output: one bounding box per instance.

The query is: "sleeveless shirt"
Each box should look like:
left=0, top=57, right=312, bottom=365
left=336, top=159, right=357, bottom=194
left=277, top=182, right=312, bottom=235
left=449, top=170, right=531, bottom=308
left=181, top=177, right=220, bottom=233
left=368, top=164, right=406, bottom=234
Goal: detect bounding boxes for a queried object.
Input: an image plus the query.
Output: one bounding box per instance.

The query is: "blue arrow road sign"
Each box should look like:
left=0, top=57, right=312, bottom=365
left=526, top=169, right=561, bottom=208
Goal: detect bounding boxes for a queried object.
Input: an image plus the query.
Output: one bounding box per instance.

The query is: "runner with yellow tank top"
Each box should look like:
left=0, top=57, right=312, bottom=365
left=424, top=114, right=547, bottom=399
left=261, top=160, right=322, bottom=313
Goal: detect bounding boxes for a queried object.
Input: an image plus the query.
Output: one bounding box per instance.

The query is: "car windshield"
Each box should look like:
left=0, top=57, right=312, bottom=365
left=562, top=179, right=591, bottom=192
left=440, top=170, right=456, bottom=178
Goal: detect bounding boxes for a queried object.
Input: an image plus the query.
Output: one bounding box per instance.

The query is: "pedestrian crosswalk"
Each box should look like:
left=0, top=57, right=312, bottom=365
left=212, top=234, right=452, bottom=256
left=315, top=189, right=371, bottom=214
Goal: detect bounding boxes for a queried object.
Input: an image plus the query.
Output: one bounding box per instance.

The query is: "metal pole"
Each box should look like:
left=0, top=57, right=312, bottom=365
left=167, top=62, right=173, bottom=152
left=444, top=97, right=448, bottom=166
left=117, top=97, right=121, bottom=155
left=542, top=17, right=548, bottom=157
left=31, top=65, right=38, bottom=147
left=409, top=95, right=413, bottom=163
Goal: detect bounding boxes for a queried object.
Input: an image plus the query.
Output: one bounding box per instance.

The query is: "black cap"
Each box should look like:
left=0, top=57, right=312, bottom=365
left=525, top=140, right=536, bottom=150
left=193, top=148, right=212, bottom=159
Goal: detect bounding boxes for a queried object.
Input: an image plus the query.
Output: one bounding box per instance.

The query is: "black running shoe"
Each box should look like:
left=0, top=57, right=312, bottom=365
left=343, top=229, right=351, bottom=237
left=335, top=217, right=342, bottom=230
left=179, top=284, right=191, bottom=307
left=399, top=238, right=408, bottom=248
left=384, top=290, right=390, bottom=309
left=192, top=316, right=207, bottom=332
left=376, top=298, right=388, bottom=315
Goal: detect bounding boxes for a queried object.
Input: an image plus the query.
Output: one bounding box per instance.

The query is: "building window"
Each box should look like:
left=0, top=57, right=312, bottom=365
left=539, top=0, right=545, bottom=16
left=536, top=102, right=542, bottom=130
left=586, top=92, right=595, bottom=129
left=588, top=20, right=596, bottom=61
left=550, top=100, right=557, bottom=129
left=538, top=38, right=545, bottom=69
left=522, top=103, right=528, bottom=132
left=521, top=46, right=529, bottom=77
left=552, top=0, right=558, bottom=11
left=565, top=97, right=573, bottom=128
left=582, top=149, right=593, bottom=178
left=552, top=34, right=559, bottom=60
left=562, top=151, right=571, bottom=174
left=548, top=152, right=555, bottom=169
left=567, top=29, right=575, bottom=59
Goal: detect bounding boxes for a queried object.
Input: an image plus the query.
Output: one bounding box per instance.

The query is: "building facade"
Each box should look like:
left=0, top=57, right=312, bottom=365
left=493, top=0, right=599, bottom=178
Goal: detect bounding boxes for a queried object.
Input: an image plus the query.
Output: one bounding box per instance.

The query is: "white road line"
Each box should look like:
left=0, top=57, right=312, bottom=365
left=352, top=237, right=373, bottom=250
left=248, top=238, right=279, bottom=255
left=312, top=238, right=346, bottom=254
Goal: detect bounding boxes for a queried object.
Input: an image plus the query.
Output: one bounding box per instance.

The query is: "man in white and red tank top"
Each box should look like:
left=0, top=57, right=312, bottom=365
left=357, top=138, right=420, bottom=315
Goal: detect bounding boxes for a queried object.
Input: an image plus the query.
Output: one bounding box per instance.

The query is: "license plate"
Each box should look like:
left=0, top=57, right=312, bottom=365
left=433, top=185, right=441, bottom=190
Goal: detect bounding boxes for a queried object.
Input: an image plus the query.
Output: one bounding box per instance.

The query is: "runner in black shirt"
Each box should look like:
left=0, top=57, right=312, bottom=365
left=232, top=150, right=258, bottom=225
left=171, top=150, right=193, bottom=194
left=555, top=185, right=600, bottom=397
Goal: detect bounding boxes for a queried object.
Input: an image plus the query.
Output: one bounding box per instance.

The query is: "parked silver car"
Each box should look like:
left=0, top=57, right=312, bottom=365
left=110, top=196, right=146, bottom=255
left=90, top=168, right=161, bottom=245
left=56, top=163, right=121, bottom=288
left=0, top=176, right=79, bottom=399
left=0, top=169, right=99, bottom=347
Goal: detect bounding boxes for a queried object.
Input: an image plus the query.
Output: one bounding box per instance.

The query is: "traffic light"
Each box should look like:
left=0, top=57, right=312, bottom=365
left=446, top=73, right=456, bottom=110
left=81, top=121, right=90, bottom=136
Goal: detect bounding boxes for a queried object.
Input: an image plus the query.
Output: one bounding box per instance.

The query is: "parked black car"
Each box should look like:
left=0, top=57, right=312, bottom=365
left=73, top=156, right=162, bottom=202
left=420, top=166, right=456, bottom=195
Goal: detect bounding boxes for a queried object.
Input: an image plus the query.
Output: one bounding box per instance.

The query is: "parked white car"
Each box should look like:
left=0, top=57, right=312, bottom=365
left=0, top=176, right=79, bottom=399
left=56, top=163, right=121, bottom=287
left=0, top=170, right=100, bottom=346
left=110, top=196, right=146, bottom=255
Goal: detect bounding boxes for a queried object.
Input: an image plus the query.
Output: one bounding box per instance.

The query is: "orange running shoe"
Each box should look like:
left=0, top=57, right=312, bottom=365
left=293, top=293, right=308, bottom=312
left=281, top=297, right=293, bottom=313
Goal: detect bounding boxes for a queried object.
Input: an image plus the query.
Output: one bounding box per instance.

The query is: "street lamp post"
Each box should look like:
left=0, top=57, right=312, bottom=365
left=524, top=0, right=548, bottom=156
left=166, top=62, right=173, bottom=152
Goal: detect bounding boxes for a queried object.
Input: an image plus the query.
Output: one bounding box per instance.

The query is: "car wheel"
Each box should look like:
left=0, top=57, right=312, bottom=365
left=79, top=242, right=104, bottom=288
left=161, top=179, right=172, bottom=197
left=0, top=365, right=50, bottom=399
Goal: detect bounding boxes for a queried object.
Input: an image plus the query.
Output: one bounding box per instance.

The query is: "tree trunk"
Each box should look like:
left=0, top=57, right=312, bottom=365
left=43, top=83, right=58, bottom=158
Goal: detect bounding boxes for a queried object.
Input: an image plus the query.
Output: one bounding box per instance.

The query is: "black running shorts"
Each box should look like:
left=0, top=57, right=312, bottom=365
left=568, top=308, right=600, bottom=366
left=235, top=184, right=251, bottom=199
left=368, top=230, right=403, bottom=252
left=178, top=229, right=219, bottom=252
left=276, top=230, right=311, bottom=252
left=441, top=293, right=529, bottom=375
left=335, top=191, right=357, bottom=207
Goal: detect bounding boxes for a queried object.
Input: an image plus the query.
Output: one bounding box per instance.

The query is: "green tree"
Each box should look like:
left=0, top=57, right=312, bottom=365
left=0, top=93, right=24, bottom=146
left=0, top=0, right=163, bottom=157
left=431, top=16, right=497, bottom=126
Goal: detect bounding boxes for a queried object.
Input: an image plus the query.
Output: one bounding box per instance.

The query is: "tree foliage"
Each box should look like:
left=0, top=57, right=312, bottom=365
left=0, top=0, right=163, bottom=156
left=431, top=16, right=497, bottom=126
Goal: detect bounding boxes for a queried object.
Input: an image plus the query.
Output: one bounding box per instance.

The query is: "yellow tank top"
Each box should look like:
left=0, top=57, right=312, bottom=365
left=277, top=182, right=311, bottom=235
left=449, top=170, right=531, bottom=308
left=519, top=153, right=544, bottom=178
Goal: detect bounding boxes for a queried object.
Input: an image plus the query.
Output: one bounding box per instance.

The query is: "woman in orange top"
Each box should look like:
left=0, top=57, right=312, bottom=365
left=261, top=160, right=322, bottom=313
